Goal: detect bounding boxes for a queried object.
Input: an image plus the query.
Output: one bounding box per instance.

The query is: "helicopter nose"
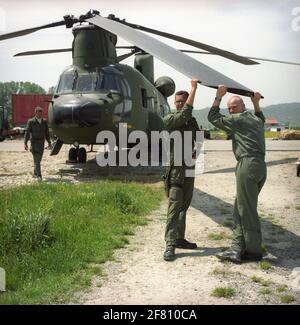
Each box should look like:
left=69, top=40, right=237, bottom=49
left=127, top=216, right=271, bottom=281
left=52, top=97, right=103, bottom=127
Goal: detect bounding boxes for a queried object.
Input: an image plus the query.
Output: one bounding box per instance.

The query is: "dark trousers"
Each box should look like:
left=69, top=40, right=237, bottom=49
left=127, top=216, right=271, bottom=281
left=31, top=140, right=45, bottom=178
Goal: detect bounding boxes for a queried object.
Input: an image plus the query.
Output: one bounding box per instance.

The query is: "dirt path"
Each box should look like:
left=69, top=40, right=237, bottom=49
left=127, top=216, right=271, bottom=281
left=78, top=151, right=300, bottom=305
left=1, top=143, right=300, bottom=304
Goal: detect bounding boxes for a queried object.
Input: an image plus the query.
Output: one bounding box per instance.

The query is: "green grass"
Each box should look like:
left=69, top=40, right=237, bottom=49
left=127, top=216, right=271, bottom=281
left=0, top=181, right=164, bottom=304
left=211, top=267, right=234, bottom=277
left=209, top=130, right=228, bottom=140
left=251, top=275, right=262, bottom=283
left=280, top=294, right=295, bottom=304
left=261, top=245, right=268, bottom=254
left=264, top=131, right=279, bottom=139
left=208, top=232, right=227, bottom=241
left=258, top=261, right=273, bottom=270
left=209, top=130, right=279, bottom=140
left=259, top=288, right=272, bottom=295
left=276, top=285, right=288, bottom=293
left=211, top=287, right=236, bottom=298
left=223, top=219, right=234, bottom=228
left=251, top=276, right=271, bottom=286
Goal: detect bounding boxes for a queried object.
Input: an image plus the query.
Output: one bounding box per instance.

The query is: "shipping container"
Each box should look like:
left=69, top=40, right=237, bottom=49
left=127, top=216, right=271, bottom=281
left=12, top=94, right=52, bottom=127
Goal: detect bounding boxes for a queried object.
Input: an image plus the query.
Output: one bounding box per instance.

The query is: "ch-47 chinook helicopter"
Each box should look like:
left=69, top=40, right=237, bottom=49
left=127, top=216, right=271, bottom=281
left=1, top=10, right=299, bottom=162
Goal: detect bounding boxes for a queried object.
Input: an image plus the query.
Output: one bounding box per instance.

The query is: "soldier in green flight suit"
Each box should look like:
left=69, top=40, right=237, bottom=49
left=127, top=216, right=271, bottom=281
left=24, top=106, right=52, bottom=180
left=208, top=85, right=266, bottom=263
left=163, top=79, right=200, bottom=261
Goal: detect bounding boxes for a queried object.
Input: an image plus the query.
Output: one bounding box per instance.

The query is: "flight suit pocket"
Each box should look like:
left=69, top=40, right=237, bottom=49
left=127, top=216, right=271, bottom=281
left=248, top=158, right=266, bottom=183
left=162, top=169, right=171, bottom=197
left=169, top=167, right=185, bottom=187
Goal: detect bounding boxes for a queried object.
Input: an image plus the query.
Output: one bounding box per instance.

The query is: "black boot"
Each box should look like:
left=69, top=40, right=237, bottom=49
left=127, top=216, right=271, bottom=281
left=163, top=245, right=175, bottom=261
left=242, top=251, right=263, bottom=261
left=216, top=248, right=242, bottom=263
left=175, top=239, right=197, bottom=249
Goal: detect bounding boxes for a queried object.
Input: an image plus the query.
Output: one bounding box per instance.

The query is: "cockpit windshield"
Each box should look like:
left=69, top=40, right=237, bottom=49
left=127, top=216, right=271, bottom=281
left=77, top=74, right=93, bottom=92
left=57, top=72, right=74, bottom=93
left=56, top=66, right=131, bottom=97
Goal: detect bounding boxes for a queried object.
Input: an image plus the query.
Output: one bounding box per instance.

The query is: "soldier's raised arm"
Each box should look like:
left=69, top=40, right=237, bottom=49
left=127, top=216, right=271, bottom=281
left=251, top=92, right=265, bottom=123
left=186, top=79, right=198, bottom=107
left=208, top=85, right=237, bottom=133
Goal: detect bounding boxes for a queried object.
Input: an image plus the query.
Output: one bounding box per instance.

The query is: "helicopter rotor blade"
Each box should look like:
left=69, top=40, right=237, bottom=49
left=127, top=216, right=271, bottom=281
left=179, top=50, right=300, bottom=66
left=242, top=56, right=300, bottom=66
left=116, top=46, right=136, bottom=50
left=0, top=21, right=66, bottom=41
left=0, top=10, right=99, bottom=42
left=117, top=51, right=137, bottom=62
left=87, top=15, right=256, bottom=97
left=14, top=48, right=72, bottom=57
left=108, top=16, right=259, bottom=66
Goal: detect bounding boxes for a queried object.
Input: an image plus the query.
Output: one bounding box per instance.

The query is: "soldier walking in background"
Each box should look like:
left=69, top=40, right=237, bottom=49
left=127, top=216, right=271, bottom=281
left=24, top=106, right=52, bottom=180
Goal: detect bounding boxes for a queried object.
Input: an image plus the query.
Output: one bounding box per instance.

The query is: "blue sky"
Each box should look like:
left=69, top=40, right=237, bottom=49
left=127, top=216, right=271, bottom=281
left=0, top=0, right=299, bottom=108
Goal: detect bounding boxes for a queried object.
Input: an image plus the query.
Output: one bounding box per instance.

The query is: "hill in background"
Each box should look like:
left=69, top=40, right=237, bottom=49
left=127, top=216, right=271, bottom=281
left=191, top=103, right=300, bottom=129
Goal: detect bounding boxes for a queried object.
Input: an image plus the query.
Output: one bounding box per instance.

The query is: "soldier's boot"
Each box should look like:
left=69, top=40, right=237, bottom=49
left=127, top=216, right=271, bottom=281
left=216, top=248, right=242, bottom=264
left=163, top=245, right=175, bottom=261
left=175, top=239, right=197, bottom=249
left=242, top=251, right=263, bottom=261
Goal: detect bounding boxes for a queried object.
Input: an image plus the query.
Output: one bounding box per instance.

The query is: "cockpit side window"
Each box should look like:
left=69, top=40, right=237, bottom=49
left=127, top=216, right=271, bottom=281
left=103, top=74, right=122, bottom=93
left=95, top=73, right=131, bottom=98
left=120, top=79, right=131, bottom=97
left=57, top=73, right=74, bottom=93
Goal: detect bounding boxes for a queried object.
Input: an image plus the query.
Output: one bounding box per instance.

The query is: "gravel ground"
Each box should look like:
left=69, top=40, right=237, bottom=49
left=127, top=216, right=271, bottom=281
left=1, top=141, right=300, bottom=304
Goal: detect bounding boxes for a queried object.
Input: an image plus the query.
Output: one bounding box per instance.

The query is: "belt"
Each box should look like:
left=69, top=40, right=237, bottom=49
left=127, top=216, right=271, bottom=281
left=238, top=154, right=265, bottom=161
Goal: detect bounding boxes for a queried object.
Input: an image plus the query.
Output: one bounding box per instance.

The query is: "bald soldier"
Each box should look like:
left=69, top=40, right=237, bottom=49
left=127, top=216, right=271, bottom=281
left=163, top=79, right=200, bottom=261
left=208, top=86, right=266, bottom=263
left=24, top=106, right=52, bottom=180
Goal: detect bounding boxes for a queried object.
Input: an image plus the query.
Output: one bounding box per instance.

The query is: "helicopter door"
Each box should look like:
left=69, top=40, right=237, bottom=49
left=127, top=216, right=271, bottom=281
left=112, top=77, right=132, bottom=125
left=120, top=78, right=132, bottom=120
left=129, top=86, right=149, bottom=133
left=141, top=88, right=155, bottom=112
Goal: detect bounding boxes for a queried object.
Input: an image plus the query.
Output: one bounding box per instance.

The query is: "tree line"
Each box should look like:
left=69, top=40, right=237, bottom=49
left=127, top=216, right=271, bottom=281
left=0, top=82, right=55, bottom=125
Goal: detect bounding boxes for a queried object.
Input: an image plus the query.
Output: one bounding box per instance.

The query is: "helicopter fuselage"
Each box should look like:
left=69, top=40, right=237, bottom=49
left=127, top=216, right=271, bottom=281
left=48, top=63, right=171, bottom=147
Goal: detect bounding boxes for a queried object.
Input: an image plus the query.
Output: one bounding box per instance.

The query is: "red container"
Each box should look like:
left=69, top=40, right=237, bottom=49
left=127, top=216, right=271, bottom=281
left=12, top=94, right=53, bottom=126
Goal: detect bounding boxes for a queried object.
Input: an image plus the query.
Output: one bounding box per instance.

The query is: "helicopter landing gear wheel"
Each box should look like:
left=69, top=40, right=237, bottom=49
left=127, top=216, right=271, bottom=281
left=78, top=147, right=87, bottom=163
left=69, top=147, right=77, bottom=161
